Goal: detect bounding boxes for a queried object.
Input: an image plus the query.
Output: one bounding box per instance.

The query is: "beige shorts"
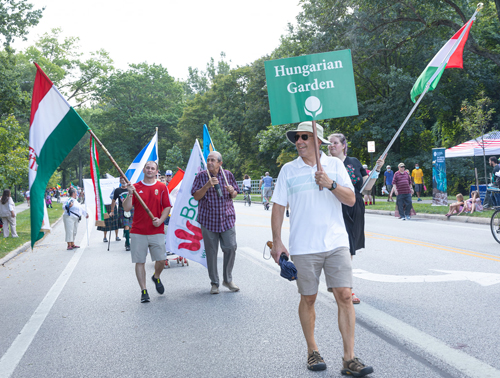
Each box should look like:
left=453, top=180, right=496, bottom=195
left=130, top=233, right=166, bottom=263
left=291, top=247, right=352, bottom=295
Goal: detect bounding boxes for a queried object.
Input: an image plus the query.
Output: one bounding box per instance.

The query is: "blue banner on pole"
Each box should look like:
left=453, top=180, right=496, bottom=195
left=203, top=124, right=215, bottom=162
left=432, top=148, right=448, bottom=205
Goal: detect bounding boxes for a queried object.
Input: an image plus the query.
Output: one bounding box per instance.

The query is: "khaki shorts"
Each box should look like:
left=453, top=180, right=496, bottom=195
left=291, top=247, right=352, bottom=295
left=130, top=233, right=166, bottom=263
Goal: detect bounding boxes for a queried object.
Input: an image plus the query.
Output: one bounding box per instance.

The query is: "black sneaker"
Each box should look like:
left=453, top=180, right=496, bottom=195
left=307, top=351, right=327, bottom=371
left=341, top=357, right=373, bottom=377
left=103, top=237, right=108, bottom=242
left=141, top=289, right=150, bottom=303
left=125, top=244, right=130, bottom=251
left=151, top=275, right=165, bottom=294
left=286, top=209, right=289, bottom=217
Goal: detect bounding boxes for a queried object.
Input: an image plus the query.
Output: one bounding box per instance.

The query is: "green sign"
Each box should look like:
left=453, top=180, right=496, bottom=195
left=264, top=50, right=358, bottom=125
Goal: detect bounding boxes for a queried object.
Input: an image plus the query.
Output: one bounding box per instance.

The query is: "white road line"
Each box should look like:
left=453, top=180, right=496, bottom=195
left=0, top=228, right=91, bottom=378
left=239, top=246, right=500, bottom=378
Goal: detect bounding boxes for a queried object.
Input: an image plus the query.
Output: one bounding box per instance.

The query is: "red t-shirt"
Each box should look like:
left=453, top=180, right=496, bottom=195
left=131, top=180, right=171, bottom=235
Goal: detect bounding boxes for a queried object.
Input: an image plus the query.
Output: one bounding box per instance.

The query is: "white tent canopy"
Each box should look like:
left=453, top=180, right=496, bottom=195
left=445, top=131, right=500, bottom=158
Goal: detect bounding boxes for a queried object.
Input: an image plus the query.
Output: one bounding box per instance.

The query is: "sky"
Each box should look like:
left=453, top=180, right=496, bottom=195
left=13, top=0, right=303, bottom=80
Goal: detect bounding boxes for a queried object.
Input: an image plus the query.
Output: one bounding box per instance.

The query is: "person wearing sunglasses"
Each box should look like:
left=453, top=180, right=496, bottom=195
left=270, top=121, right=373, bottom=376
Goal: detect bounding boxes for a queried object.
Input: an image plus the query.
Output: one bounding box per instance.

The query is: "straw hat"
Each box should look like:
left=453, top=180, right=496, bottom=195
left=286, top=121, right=331, bottom=145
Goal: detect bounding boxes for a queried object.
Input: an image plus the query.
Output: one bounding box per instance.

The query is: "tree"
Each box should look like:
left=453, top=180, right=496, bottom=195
left=456, top=91, right=496, bottom=185
left=206, top=116, right=242, bottom=177
left=0, top=49, right=30, bottom=120
left=92, top=63, right=185, bottom=173
left=178, top=57, right=273, bottom=177
left=0, top=0, right=43, bottom=48
left=0, top=115, right=28, bottom=189
left=186, top=52, right=231, bottom=96
left=16, top=28, right=114, bottom=107
left=164, top=144, right=185, bottom=172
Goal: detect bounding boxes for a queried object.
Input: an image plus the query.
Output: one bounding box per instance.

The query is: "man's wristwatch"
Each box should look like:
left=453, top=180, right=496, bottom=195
left=330, top=180, right=337, bottom=191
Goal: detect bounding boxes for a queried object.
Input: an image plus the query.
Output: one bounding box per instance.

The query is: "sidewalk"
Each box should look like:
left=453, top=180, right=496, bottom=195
left=15, top=201, right=30, bottom=214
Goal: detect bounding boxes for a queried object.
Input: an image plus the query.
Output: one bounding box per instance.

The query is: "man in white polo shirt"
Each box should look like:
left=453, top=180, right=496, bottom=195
left=271, top=121, right=373, bottom=377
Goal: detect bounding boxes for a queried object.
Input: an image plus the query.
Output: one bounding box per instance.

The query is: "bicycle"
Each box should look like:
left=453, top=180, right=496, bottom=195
left=243, top=188, right=251, bottom=206
left=490, top=206, right=500, bottom=244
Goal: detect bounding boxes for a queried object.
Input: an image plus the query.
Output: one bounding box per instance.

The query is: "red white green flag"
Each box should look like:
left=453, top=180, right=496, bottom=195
left=410, top=18, right=474, bottom=103
left=29, top=63, right=89, bottom=247
left=89, top=136, right=107, bottom=227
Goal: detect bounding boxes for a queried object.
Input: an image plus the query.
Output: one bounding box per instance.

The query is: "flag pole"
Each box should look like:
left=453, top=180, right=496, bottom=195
left=87, top=129, right=155, bottom=221
left=86, top=213, right=90, bottom=246
left=360, top=3, right=483, bottom=193
left=311, top=120, right=324, bottom=190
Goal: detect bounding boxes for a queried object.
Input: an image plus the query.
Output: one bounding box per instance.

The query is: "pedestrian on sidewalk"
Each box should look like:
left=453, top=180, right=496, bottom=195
left=123, top=161, right=171, bottom=303
left=24, top=190, right=30, bottom=207
left=1, top=189, right=18, bottom=238
left=63, top=188, right=88, bottom=249
left=110, top=176, right=132, bottom=251
left=191, top=151, right=240, bottom=295
left=411, top=163, right=424, bottom=201
left=271, top=122, right=373, bottom=376
left=384, top=165, right=394, bottom=202
left=392, top=163, right=414, bottom=220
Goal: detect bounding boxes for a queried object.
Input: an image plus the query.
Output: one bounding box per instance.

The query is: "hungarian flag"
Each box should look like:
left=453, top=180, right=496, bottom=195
left=167, top=168, right=185, bottom=206
left=410, top=18, right=474, bottom=103
left=89, top=136, right=107, bottom=227
left=29, top=63, right=89, bottom=247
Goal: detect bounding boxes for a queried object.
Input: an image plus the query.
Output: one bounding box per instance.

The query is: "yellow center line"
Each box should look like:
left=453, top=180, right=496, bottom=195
left=366, top=232, right=500, bottom=262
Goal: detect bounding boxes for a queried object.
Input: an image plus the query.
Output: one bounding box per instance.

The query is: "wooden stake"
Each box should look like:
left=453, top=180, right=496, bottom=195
left=311, top=120, right=324, bottom=191
left=88, top=129, right=155, bottom=221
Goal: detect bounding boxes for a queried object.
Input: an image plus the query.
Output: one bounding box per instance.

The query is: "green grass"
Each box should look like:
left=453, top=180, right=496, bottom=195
left=367, top=200, right=493, bottom=218
left=234, top=194, right=495, bottom=218
left=0, top=203, right=64, bottom=259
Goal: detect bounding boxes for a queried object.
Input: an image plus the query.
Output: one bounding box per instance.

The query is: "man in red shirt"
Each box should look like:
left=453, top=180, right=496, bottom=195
left=123, top=161, right=171, bottom=303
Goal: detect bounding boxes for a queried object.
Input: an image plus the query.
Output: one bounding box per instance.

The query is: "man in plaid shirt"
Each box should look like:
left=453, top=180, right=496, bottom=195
left=192, top=151, right=240, bottom=294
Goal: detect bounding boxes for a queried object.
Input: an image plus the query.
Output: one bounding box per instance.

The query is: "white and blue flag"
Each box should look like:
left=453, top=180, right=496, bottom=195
left=124, top=132, right=158, bottom=184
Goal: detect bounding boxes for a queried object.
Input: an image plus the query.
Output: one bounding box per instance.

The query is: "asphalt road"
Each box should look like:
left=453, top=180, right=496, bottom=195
left=0, top=202, right=499, bottom=378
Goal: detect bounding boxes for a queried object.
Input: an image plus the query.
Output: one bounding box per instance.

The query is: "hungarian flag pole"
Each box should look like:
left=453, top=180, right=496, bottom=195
left=29, top=63, right=156, bottom=248
left=360, top=3, right=483, bottom=193
left=86, top=129, right=155, bottom=221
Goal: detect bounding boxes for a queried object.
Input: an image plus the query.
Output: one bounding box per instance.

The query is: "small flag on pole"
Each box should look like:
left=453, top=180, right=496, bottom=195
left=203, top=124, right=215, bottom=161
left=89, top=136, right=107, bottom=226
left=124, top=132, right=158, bottom=184
left=410, top=18, right=475, bottom=103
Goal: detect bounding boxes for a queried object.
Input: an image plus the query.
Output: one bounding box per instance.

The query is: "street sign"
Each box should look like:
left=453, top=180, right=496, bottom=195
left=368, top=141, right=375, bottom=153
left=264, top=50, right=358, bottom=125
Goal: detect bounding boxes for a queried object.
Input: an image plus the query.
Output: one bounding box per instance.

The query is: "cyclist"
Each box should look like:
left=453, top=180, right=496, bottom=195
left=241, top=174, right=252, bottom=204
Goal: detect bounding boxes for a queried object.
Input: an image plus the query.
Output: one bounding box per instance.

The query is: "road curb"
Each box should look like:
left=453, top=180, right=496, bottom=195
left=0, top=214, right=64, bottom=266
left=365, top=209, right=491, bottom=225
left=235, top=199, right=491, bottom=225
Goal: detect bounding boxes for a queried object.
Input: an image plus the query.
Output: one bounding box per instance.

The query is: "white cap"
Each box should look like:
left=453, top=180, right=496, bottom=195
left=166, top=170, right=173, bottom=175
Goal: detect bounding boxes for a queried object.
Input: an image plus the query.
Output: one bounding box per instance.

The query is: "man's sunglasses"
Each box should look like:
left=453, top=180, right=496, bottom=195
left=294, top=134, right=309, bottom=141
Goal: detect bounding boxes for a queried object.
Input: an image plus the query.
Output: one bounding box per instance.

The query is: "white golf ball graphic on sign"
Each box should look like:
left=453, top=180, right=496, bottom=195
left=304, top=96, right=323, bottom=117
